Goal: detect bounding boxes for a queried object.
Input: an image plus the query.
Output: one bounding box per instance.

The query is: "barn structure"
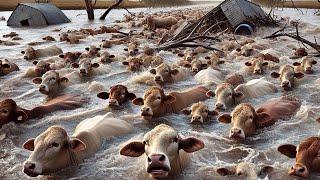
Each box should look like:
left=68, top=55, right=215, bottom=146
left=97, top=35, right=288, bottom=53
left=7, top=3, right=70, bottom=27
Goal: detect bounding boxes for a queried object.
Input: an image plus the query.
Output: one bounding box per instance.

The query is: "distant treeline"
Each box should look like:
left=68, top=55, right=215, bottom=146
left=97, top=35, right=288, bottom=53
left=141, top=0, right=189, bottom=7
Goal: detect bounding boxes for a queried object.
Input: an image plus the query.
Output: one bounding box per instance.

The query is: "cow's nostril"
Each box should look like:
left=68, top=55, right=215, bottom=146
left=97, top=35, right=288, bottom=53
left=145, top=108, right=150, bottom=112
left=148, top=157, right=152, bottom=163
left=29, top=163, right=35, bottom=170
left=159, top=155, right=165, bottom=162
left=298, top=167, right=305, bottom=173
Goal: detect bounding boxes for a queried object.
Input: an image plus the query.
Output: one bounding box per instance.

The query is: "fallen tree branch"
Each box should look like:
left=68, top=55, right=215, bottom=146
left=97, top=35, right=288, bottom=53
left=122, top=7, right=134, bottom=16
left=264, top=25, right=320, bottom=53
left=100, top=0, right=124, bottom=20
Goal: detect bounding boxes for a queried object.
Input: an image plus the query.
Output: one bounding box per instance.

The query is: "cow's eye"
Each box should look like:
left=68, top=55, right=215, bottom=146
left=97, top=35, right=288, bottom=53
left=52, top=77, right=56, bottom=81
left=1, top=109, right=8, bottom=114
left=172, top=137, right=178, bottom=143
left=203, top=109, right=208, bottom=113
left=49, top=142, right=59, bottom=148
left=249, top=115, right=253, bottom=119
left=157, top=96, right=161, bottom=100
left=229, top=93, right=232, bottom=96
left=143, top=140, right=149, bottom=146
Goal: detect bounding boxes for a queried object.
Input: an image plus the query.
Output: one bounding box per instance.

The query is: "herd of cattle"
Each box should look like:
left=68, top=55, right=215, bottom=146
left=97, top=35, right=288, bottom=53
left=0, top=7, right=319, bottom=179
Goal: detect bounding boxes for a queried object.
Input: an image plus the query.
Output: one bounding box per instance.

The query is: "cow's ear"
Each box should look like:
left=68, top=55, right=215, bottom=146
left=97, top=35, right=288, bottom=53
left=255, top=112, right=273, bottom=128
left=69, top=138, right=86, bottom=152
left=127, top=93, right=136, bottom=100
left=292, top=62, right=301, bottom=66
left=164, top=95, right=176, bottom=104
left=259, top=165, right=274, bottom=179
left=23, top=138, right=35, bottom=151
left=32, top=61, right=38, bottom=65
left=181, top=108, right=191, bottom=115
left=270, top=72, right=280, bottom=78
left=278, top=144, right=297, bottom=158
left=21, top=51, right=25, bottom=54
left=206, top=90, right=215, bottom=97
left=122, top=61, right=129, bottom=66
left=16, top=110, right=28, bottom=122
left=1, top=64, right=10, bottom=68
left=178, top=137, right=204, bottom=153
left=60, top=77, right=69, bottom=83
left=123, top=48, right=128, bottom=51
left=132, top=98, right=144, bottom=106
left=234, top=91, right=244, bottom=99
left=120, top=141, right=145, bottom=157
left=262, top=61, right=268, bottom=66
left=217, top=167, right=236, bottom=176
left=91, top=63, right=100, bottom=68
left=170, top=69, right=179, bottom=75
left=85, top=47, right=89, bottom=51
left=205, top=56, right=210, bottom=60
left=312, top=60, right=317, bottom=65
left=218, top=114, right=232, bottom=123
left=59, top=54, right=65, bottom=58
left=97, top=92, right=109, bottom=100
left=149, top=69, right=156, bottom=74
left=32, top=77, right=42, bottom=84
left=245, top=62, right=252, bottom=66
left=72, top=63, right=79, bottom=68
left=294, top=72, right=304, bottom=79
left=208, top=110, right=219, bottom=116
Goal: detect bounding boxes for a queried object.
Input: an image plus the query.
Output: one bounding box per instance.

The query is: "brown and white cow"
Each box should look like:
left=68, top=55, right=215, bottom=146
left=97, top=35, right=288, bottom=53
left=278, top=137, right=320, bottom=178
left=132, top=86, right=209, bottom=121
left=80, top=46, right=101, bottom=59
left=271, top=65, right=304, bottom=91
left=0, top=95, right=85, bottom=127
left=146, top=16, right=178, bottom=30
left=124, top=41, right=139, bottom=56
left=122, top=57, right=144, bottom=72
left=24, top=60, right=52, bottom=78
left=0, top=59, right=19, bottom=76
left=97, top=85, right=136, bottom=108
left=59, top=51, right=82, bottom=63
left=293, top=57, right=317, bottom=74
left=243, top=57, right=269, bottom=75
left=181, top=59, right=208, bottom=73
left=71, top=58, right=100, bottom=77
left=32, top=70, right=69, bottom=97
left=218, top=96, right=300, bottom=140
left=181, top=102, right=218, bottom=124
left=149, top=63, right=188, bottom=87
left=21, top=45, right=63, bottom=60
left=293, top=48, right=308, bottom=57
left=42, top=36, right=56, bottom=42
left=97, top=51, right=115, bottom=64
left=23, top=113, right=132, bottom=177
left=120, top=124, right=204, bottom=179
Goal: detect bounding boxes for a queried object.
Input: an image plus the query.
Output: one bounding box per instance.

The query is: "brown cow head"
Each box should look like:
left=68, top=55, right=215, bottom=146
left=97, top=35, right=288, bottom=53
left=72, top=59, right=100, bottom=77
left=278, top=137, right=320, bottom=178
left=122, top=57, right=143, bottom=72
left=21, top=46, right=37, bottom=60
left=218, top=103, right=272, bottom=140
left=206, top=83, right=243, bottom=110
left=23, top=126, right=86, bottom=177
left=149, top=63, right=179, bottom=87
left=132, top=87, right=175, bottom=121
left=32, top=60, right=51, bottom=77
left=0, top=99, right=28, bottom=127
left=97, top=85, right=136, bottom=108
left=181, top=102, right=218, bottom=124
left=271, top=65, right=304, bottom=91
left=120, top=124, right=204, bottom=179
left=59, top=52, right=81, bottom=63
left=245, top=57, right=268, bottom=75
left=32, top=70, right=68, bottom=95
left=293, top=57, right=317, bottom=74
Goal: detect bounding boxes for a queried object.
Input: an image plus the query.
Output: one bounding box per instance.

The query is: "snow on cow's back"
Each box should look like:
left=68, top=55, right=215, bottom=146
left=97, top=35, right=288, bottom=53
left=194, top=67, right=223, bottom=86
left=73, top=112, right=133, bottom=139
left=235, top=77, right=277, bottom=99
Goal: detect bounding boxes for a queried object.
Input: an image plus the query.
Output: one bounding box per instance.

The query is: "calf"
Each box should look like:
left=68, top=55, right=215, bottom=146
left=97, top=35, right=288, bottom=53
left=218, top=96, right=300, bottom=140
left=146, top=16, right=178, bottom=30
left=124, top=41, right=139, bottom=56
left=0, top=59, right=19, bottom=76
left=181, top=102, right=218, bottom=124
left=149, top=63, right=187, bottom=87
left=243, top=57, right=269, bottom=75
left=122, top=57, right=143, bottom=72
left=278, top=137, right=320, bottom=178
left=293, top=47, right=308, bottom=57
left=80, top=46, right=101, bottom=59
left=271, top=65, right=304, bottom=91
left=0, top=95, right=85, bottom=127
left=181, top=59, right=208, bottom=73
left=32, top=70, right=69, bottom=97
left=25, top=60, right=51, bottom=78
left=120, top=124, right=204, bottom=179
left=72, top=58, right=100, bottom=77
left=98, top=51, right=115, bottom=63
left=293, top=57, right=317, bottom=74
left=42, top=36, right=56, bottom=41
left=21, top=45, right=63, bottom=60
left=132, top=86, right=209, bottom=121
left=97, top=85, right=136, bottom=108
left=23, top=113, right=132, bottom=177
left=59, top=51, right=82, bottom=63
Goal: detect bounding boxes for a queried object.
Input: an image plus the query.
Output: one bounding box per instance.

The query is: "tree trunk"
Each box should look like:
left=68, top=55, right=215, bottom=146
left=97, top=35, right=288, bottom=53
left=84, top=0, right=96, bottom=20
left=100, top=0, right=124, bottom=20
